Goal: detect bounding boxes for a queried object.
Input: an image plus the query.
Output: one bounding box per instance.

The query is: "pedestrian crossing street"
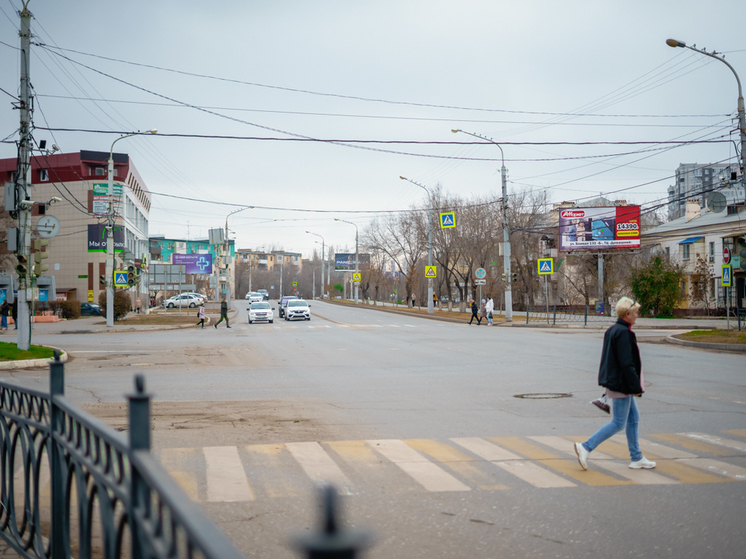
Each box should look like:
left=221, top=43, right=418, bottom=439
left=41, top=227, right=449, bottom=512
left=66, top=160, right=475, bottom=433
left=157, top=430, right=746, bottom=503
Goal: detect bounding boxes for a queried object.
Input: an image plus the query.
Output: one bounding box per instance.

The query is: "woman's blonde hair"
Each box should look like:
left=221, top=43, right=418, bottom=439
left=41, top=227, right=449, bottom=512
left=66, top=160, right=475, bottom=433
left=616, top=296, right=641, bottom=319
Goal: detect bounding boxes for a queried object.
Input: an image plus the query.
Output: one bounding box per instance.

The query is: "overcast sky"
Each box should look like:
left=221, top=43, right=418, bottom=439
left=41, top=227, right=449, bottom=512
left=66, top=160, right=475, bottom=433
left=1, top=0, right=745, bottom=258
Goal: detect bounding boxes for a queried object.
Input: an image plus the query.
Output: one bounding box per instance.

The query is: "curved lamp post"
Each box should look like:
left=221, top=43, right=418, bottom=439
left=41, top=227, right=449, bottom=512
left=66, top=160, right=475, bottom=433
left=306, top=231, right=326, bottom=299
left=222, top=206, right=252, bottom=304
left=451, top=129, right=512, bottom=322
left=399, top=176, right=434, bottom=314
left=666, top=39, right=745, bottom=187
left=107, top=129, right=156, bottom=327
left=334, top=218, right=359, bottom=304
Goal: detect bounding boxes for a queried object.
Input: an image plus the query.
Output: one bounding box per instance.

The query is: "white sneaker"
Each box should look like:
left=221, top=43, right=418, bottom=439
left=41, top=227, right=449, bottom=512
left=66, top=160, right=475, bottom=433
left=629, top=457, right=656, bottom=469
left=574, top=442, right=589, bottom=470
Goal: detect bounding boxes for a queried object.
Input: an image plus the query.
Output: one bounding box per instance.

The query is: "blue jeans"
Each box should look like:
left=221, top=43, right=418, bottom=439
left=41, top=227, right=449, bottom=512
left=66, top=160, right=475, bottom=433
left=1, top=316, right=6, bottom=329
left=582, top=395, right=642, bottom=461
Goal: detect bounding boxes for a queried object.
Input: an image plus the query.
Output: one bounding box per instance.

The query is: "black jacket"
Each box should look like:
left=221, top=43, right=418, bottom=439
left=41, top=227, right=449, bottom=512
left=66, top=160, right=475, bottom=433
left=598, top=318, right=643, bottom=395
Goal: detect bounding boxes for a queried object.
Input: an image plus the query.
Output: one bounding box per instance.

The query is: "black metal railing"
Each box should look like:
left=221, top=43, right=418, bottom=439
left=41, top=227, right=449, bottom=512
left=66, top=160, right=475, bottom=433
left=1, top=353, right=370, bottom=559
left=522, top=305, right=614, bottom=326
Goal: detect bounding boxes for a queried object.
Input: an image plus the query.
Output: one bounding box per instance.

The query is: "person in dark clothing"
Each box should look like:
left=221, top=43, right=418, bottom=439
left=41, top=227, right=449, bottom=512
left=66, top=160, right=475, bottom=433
left=574, top=297, right=656, bottom=471
left=11, top=300, right=17, bottom=329
left=468, top=299, right=481, bottom=325
left=0, top=300, right=8, bottom=331
left=214, top=299, right=230, bottom=328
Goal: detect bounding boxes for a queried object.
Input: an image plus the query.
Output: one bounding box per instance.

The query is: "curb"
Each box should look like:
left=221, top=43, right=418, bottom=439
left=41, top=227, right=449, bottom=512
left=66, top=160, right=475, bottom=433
left=0, top=346, right=68, bottom=370
left=665, top=335, right=746, bottom=352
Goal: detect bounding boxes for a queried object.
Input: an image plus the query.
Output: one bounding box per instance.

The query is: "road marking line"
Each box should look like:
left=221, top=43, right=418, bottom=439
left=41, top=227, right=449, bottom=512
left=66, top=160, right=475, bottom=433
left=650, top=433, right=732, bottom=456
left=406, top=439, right=509, bottom=491
left=630, top=436, right=698, bottom=459
left=160, top=448, right=200, bottom=501
left=451, top=437, right=522, bottom=461
left=676, top=458, right=746, bottom=480
left=285, top=442, right=353, bottom=494
left=491, top=437, right=629, bottom=486
left=679, top=433, right=746, bottom=453
left=203, top=446, right=254, bottom=502
left=536, top=437, right=677, bottom=485
left=368, top=439, right=471, bottom=492
left=493, top=461, right=576, bottom=488
left=246, top=444, right=301, bottom=499
left=651, top=460, right=731, bottom=484
left=724, top=429, right=746, bottom=438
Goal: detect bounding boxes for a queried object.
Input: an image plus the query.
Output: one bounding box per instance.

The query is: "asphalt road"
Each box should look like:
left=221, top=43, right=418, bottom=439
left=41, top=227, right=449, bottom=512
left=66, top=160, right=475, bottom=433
left=4, top=301, right=745, bottom=558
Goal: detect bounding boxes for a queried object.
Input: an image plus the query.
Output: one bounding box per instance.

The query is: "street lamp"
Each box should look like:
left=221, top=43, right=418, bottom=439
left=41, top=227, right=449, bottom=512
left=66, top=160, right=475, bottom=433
left=334, top=218, right=359, bottom=304
left=451, top=129, right=513, bottom=322
left=306, top=231, right=326, bottom=299
left=106, top=129, right=156, bottom=327
left=223, top=206, right=253, bottom=305
left=666, top=39, right=746, bottom=187
left=399, top=176, right=435, bottom=314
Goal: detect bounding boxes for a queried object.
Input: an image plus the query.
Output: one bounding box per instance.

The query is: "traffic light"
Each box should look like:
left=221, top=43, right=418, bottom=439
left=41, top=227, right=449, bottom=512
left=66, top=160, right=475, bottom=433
left=100, top=275, right=106, bottom=286
left=737, top=236, right=746, bottom=271
left=16, top=255, right=27, bottom=276
left=33, top=239, right=49, bottom=276
left=127, top=264, right=137, bottom=287
left=511, top=272, right=518, bottom=283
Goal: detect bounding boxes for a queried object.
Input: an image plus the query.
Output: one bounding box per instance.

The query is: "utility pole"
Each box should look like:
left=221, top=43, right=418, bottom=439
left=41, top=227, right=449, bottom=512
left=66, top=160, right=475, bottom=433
left=15, top=3, right=33, bottom=350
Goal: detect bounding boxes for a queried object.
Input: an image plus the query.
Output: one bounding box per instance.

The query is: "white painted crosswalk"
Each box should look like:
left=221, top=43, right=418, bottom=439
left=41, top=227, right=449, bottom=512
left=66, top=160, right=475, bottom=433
left=153, top=430, right=746, bottom=503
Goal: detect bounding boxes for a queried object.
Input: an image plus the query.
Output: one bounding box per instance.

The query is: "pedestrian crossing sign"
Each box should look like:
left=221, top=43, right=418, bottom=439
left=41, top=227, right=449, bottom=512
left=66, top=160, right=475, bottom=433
left=352, top=272, right=361, bottom=282
left=424, top=266, right=437, bottom=278
left=537, top=258, right=553, bottom=275
left=439, top=212, right=456, bottom=229
left=114, top=271, right=128, bottom=286
left=721, top=265, right=732, bottom=287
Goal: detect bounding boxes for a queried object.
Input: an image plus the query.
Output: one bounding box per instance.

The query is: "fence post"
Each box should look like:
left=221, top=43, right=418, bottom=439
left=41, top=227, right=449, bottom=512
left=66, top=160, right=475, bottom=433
left=128, top=375, right=151, bottom=559
left=553, top=305, right=557, bottom=326
left=294, top=485, right=370, bottom=558
left=49, top=350, right=67, bottom=559
left=584, top=304, right=588, bottom=327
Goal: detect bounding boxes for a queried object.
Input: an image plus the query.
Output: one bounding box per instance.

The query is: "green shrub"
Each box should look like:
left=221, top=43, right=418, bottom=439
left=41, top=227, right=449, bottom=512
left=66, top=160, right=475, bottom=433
left=98, top=290, right=130, bottom=320
left=44, top=300, right=81, bottom=319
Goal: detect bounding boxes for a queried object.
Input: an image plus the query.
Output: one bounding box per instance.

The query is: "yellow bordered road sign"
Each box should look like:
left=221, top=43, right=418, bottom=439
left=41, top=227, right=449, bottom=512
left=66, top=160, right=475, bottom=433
left=114, top=271, right=128, bottom=287
left=538, top=258, right=553, bottom=275
left=424, top=266, right=437, bottom=278
left=721, top=265, right=732, bottom=287
left=439, top=212, right=456, bottom=228
left=352, top=272, right=361, bottom=282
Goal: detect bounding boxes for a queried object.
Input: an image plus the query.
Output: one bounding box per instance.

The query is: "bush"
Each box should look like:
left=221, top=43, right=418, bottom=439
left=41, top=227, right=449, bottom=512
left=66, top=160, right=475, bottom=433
left=98, top=290, right=131, bottom=320
left=36, top=300, right=81, bottom=319
left=630, top=255, right=685, bottom=317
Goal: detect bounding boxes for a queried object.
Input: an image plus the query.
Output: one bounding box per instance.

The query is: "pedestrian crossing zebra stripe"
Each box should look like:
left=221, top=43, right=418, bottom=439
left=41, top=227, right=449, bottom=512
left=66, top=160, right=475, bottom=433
left=150, top=431, right=746, bottom=502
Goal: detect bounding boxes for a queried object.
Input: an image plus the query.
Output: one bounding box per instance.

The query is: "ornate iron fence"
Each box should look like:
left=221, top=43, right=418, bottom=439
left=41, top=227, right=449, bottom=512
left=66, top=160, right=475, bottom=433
left=1, top=353, right=370, bottom=559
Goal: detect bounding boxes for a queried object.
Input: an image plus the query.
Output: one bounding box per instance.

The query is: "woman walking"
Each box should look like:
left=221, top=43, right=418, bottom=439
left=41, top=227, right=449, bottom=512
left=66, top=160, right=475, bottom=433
left=468, top=299, right=481, bottom=325
left=574, top=297, right=656, bottom=471
left=485, top=296, right=494, bottom=326
left=196, top=304, right=205, bottom=328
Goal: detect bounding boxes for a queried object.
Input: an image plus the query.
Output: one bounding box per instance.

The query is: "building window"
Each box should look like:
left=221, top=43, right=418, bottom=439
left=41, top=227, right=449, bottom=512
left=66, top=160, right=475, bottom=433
left=665, top=247, right=670, bottom=258
left=39, top=169, right=49, bottom=181
left=680, top=280, right=687, bottom=298
left=95, top=167, right=105, bottom=176
left=694, top=168, right=702, bottom=177
left=682, top=244, right=690, bottom=260
left=709, top=242, right=715, bottom=262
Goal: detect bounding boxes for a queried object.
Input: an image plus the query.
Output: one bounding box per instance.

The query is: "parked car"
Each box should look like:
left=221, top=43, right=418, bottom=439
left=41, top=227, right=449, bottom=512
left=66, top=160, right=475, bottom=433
left=285, top=299, right=311, bottom=321
left=180, top=292, right=206, bottom=304
left=278, top=296, right=298, bottom=318
left=162, top=293, right=203, bottom=308
left=80, top=302, right=101, bottom=316
left=257, top=289, right=269, bottom=301
left=248, top=301, right=274, bottom=324
left=246, top=292, right=263, bottom=303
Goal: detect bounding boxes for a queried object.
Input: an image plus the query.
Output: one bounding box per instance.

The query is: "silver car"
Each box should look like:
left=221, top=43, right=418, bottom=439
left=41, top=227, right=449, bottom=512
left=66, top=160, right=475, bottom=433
left=285, top=299, right=311, bottom=321
left=162, top=293, right=203, bottom=308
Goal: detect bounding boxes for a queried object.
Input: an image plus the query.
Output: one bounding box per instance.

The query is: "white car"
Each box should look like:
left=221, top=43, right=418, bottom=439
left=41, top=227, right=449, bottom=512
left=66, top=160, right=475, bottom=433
left=181, top=292, right=206, bottom=304
left=285, top=299, right=311, bottom=321
left=248, top=301, right=274, bottom=323
left=162, top=293, right=203, bottom=308
left=246, top=292, right=263, bottom=303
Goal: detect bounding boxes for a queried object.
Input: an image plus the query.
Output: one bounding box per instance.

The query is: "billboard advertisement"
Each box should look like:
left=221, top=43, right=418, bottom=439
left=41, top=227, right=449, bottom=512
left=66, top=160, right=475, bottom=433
left=87, top=224, right=124, bottom=252
left=334, top=253, right=371, bottom=271
left=559, top=206, right=640, bottom=251
left=172, top=253, right=213, bottom=274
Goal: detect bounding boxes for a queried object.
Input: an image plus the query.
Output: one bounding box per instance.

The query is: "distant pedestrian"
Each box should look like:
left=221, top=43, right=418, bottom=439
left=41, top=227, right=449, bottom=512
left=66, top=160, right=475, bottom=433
left=11, top=300, right=17, bottom=329
left=411, top=293, right=416, bottom=308
left=479, top=299, right=486, bottom=323
left=0, top=300, right=8, bottom=331
left=136, top=298, right=142, bottom=314
left=196, top=304, right=205, bottom=328
left=485, top=296, right=494, bottom=326
left=468, top=299, right=481, bottom=325
left=574, top=297, right=656, bottom=471
left=433, top=293, right=437, bottom=308
left=214, top=299, right=231, bottom=328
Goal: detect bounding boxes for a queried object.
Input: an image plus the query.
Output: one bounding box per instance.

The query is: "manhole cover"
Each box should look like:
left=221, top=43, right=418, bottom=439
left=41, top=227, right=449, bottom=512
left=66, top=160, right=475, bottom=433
left=514, top=393, right=573, bottom=399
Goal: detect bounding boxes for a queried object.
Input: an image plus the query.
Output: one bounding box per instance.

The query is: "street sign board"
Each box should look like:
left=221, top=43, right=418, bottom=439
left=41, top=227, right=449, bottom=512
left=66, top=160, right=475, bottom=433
left=538, top=258, right=554, bottom=275
left=475, top=268, right=486, bottom=279
left=721, top=265, right=732, bottom=287
left=352, top=273, right=361, bottom=282
left=114, top=271, right=128, bottom=287
left=723, top=247, right=731, bottom=264
left=474, top=279, right=486, bottom=285
left=424, top=266, right=436, bottom=278
left=439, top=212, right=456, bottom=229
left=292, top=281, right=298, bottom=287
